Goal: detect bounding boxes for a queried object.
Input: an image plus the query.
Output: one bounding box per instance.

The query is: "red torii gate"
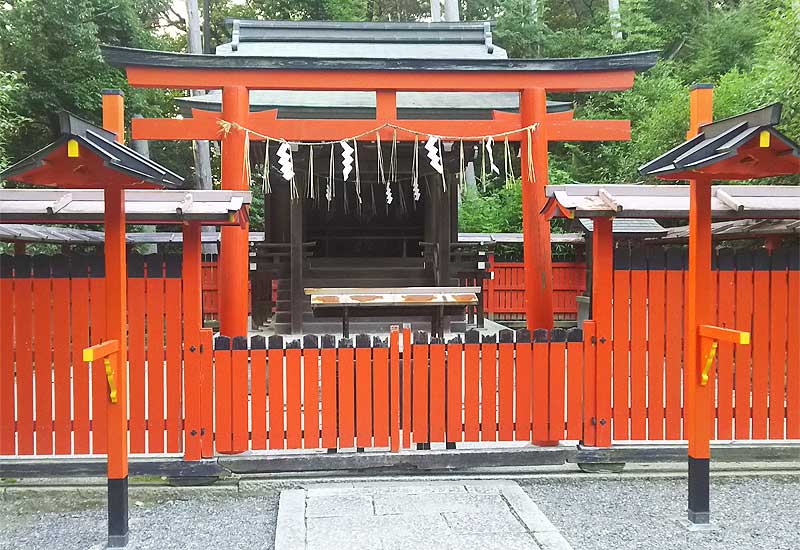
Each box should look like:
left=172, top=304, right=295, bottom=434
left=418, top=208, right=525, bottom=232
left=103, top=45, right=657, bottom=336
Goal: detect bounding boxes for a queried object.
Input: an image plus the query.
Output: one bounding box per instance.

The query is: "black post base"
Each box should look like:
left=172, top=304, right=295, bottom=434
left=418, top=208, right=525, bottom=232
left=108, top=477, right=129, bottom=548
left=688, top=457, right=710, bottom=524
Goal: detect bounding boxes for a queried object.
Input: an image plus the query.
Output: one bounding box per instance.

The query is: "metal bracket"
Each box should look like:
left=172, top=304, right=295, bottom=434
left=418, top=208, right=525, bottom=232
left=104, top=358, right=118, bottom=403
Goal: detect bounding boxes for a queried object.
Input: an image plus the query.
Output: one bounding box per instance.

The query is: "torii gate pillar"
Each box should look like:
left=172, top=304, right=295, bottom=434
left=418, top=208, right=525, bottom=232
left=219, top=86, right=251, bottom=337
left=521, top=87, right=554, bottom=331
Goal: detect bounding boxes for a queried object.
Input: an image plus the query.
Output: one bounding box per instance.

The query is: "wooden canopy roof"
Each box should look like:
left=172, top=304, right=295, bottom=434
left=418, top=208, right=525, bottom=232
left=542, top=184, right=800, bottom=220
left=639, top=104, right=800, bottom=180
left=0, top=112, right=184, bottom=190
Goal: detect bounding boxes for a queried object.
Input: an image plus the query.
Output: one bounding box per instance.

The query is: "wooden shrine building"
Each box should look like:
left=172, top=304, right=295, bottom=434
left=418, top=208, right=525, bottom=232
left=103, top=20, right=658, bottom=336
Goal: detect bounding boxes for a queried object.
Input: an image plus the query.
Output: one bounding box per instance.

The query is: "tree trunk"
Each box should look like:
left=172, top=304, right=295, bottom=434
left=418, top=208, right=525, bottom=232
left=443, top=0, right=459, bottom=21
left=431, top=0, right=441, bottom=22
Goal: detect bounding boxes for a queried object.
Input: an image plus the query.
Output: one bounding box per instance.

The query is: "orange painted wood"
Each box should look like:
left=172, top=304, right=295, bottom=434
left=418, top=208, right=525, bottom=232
left=338, top=346, right=355, bottom=448
left=402, top=329, right=412, bottom=449
left=267, top=348, right=285, bottom=450
left=629, top=269, right=648, bottom=440
left=321, top=347, right=337, bottom=449
left=612, top=269, right=630, bottom=440
left=591, top=219, right=613, bottom=447
left=231, top=342, right=251, bottom=452
left=647, top=268, right=666, bottom=440
left=412, top=343, right=429, bottom=444
left=786, top=268, right=800, bottom=439
left=664, top=268, right=683, bottom=440
left=769, top=268, right=788, bottom=439
left=463, top=341, right=481, bottom=441
left=164, top=278, right=183, bottom=454
left=0, top=278, right=14, bottom=454
left=52, top=276, right=71, bottom=455
left=582, top=321, right=597, bottom=446
left=429, top=342, right=446, bottom=443
left=532, top=340, right=549, bottom=442
left=716, top=268, right=736, bottom=440
left=127, top=276, right=146, bottom=453
left=548, top=338, right=566, bottom=441
left=200, top=329, right=214, bottom=457
left=33, top=276, right=53, bottom=454
left=446, top=341, right=463, bottom=443
left=285, top=348, right=302, bottom=449
left=250, top=347, right=267, bottom=450
left=565, top=336, right=582, bottom=440
left=751, top=267, right=770, bottom=439
left=514, top=339, right=532, bottom=441
left=480, top=342, right=497, bottom=441
left=390, top=331, right=401, bottom=452
left=303, top=347, right=321, bottom=449
left=372, top=346, right=390, bottom=448
left=145, top=274, right=165, bottom=452
left=734, top=269, right=754, bottom=439
left=89, top=276, right=107, bottom=454
left=498, top=340, right=514, bottom=441
left=355, top=347, right=373, bottom=448
left=215, top=344, right=233, bottom=453
left=70, top=274, right=91, bottom=454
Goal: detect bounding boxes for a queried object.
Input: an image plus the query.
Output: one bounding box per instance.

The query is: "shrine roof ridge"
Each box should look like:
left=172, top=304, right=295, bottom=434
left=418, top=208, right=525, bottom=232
left=101, top=45, right=659, bottom=73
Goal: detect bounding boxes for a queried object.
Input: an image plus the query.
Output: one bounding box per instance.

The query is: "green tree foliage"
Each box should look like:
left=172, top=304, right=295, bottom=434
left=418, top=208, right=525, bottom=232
left=0, top=72, right=29, bottom=169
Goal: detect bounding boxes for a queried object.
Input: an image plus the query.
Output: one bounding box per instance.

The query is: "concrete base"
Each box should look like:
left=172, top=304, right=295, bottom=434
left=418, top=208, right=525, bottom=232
left=677, top=517, right=716, bottom=532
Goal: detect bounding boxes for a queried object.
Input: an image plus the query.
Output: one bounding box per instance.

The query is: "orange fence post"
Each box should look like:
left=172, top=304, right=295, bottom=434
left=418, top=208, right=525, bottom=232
left=591, top=217, right=613, bottom=447
left=582, top=321, right=597, bottom=446
left=200, top=329, right=215, bottom=457
left=183, top=222, right=204, bottom=460
left=0, top=257, right=14, bottom=455
left=390, top=329, right=401, bottom=452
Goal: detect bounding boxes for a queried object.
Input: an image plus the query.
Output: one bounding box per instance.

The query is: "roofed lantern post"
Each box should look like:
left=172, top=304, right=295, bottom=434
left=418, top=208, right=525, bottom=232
left=100, top=89, right=130, bottom=547
left=219, top=86, right=251, bottom=338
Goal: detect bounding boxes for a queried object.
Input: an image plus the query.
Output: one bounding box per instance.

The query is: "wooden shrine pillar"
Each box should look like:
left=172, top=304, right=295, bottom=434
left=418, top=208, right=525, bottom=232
left=182, top=221, right=203, bottom=460
left=591, top=217, right=613, bottom=447
left=290, top=192, right=304, bottom=335
left=520, top=88, right=554, bottom=331
left=100, top=89, right=129, bottom=547
left=219, top=85, right=250, bottom=337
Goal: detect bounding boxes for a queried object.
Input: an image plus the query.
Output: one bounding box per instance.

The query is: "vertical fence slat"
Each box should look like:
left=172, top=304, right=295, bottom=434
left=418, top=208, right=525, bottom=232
left=716, top=250, right=736, bottom=440
left=480, top=337, right=497, bottom=442
left=285, top=344, right=303, bottom=450
left=565, top=329, right=583, bottom=440
left=51, top=257, right=71, bottom=455
left=497, top=331, right=514, bottom=441
left=338, top=341, right=355, bottom=448
left=372, top=339, right=390, bottom=448
left=769, top=252, right=788, bottom=439
left=200, top=329, right=214, bottom=457
left=303, top=335, right=321, bottom=449
left=164, top=260, right=183, bottom=454
left=629, top=252, right=648, bottom=440
left=582, top=321, right=597, bottom=446
left=15, top=258, right=35, bottom=455
left=390, top=331, right=401, bottom=452
left=428, top=340, right=445, bottom=443
left=70, top=258, right=91, bottom=454
left=532, top=331, right=549, bottom=443
left=446, top=338, right=463, bottom=444
left=752, top=251, right=770, bottom=439
left=89, top=260, right=107, bottom=454
left=647, top=251, right=666, bottom=440
left=250, top=337, right=267, bottom=450
left=548, top=329, right=566, bottom=442
left=321, top=336, right=337, bottom=449
left=232, top=337, right=251, bottom=452
left=786, top=257, right=800, bottom=439
left=32, top=257, right=53, bottom=455
left=214, top=336, right=232, bottom=452
left=355, top=336, right=373, bottom=448
left=734, top=253, right=754, bottom=439
left=145, top=257, right=165, bottom=453
left=267, top=337, right=285, bottom=450
left=127, top=256, right=146, bottom=453
left=463, top=331, right=480, bottom=442
left=612, top=252, right=630, bottom=440
left=514, top=331, right=532, bottom=441
left=664, top=251, right=683, bottom=440
left=401, top=328, right=412, bottom=449
left=412, top=333, right=429, bottom=444
left=0, top=259, right=14, bottom=454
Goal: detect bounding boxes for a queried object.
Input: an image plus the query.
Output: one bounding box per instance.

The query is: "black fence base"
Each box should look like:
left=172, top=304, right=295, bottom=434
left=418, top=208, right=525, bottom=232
left=108, top=477, right=129, bottom=548
left=688, top=457, right=710, bottom=524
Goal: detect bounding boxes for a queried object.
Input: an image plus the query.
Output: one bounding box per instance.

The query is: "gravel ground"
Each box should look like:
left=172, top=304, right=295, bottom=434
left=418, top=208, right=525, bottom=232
left=0, top=489, right=280, bottom=550
left=520, top=474, right=800, bottom=550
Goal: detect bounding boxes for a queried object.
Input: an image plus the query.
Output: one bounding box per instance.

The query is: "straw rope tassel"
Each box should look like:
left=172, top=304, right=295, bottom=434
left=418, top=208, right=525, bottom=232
left=307, top=145, right=315, bottom=199
left=327, top=144, right=334, bottom=208
left=353, top=139, right=362, bottom=206
left=262, top=138, right=271, bottom=194
left=438, top=138, right=446, bottom=193
left=412, top=135, right=421, bottom=206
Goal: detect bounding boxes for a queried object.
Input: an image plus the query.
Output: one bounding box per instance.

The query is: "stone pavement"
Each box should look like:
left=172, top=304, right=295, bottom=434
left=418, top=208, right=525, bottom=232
left=274, top=480, right=572, bottom=550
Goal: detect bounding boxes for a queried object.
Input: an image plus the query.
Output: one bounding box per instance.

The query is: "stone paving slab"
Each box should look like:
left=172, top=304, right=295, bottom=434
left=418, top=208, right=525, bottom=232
left=274, top=480, right=573, bottom=550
